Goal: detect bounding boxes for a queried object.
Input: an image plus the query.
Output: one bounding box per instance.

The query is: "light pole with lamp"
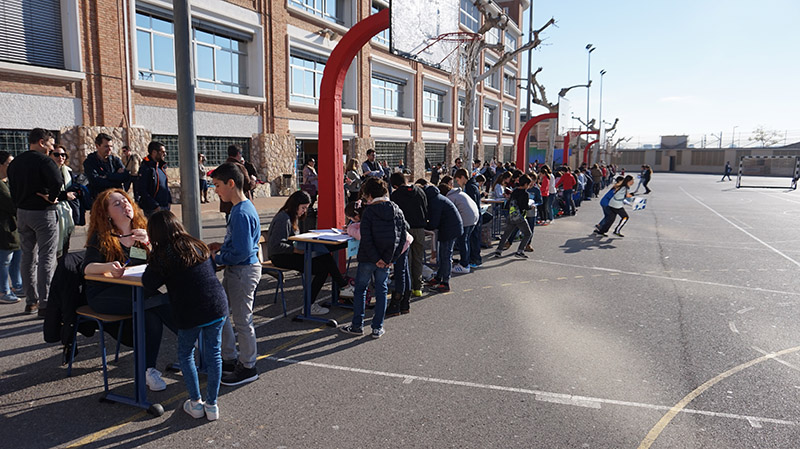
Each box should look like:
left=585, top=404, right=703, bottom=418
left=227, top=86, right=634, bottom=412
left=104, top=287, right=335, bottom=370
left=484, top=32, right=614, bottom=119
left=596, top=69, right=606, bottom=164
left=731, top=125, right=738, bottom=147
left=585, top=44, right=595, bottom=165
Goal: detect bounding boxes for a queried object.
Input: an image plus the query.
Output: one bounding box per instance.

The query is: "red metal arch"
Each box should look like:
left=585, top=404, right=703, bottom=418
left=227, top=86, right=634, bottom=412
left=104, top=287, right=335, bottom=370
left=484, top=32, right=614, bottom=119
left=516, top=112, right=557, bottom=169
left=562, top=130, right=598, bottom=166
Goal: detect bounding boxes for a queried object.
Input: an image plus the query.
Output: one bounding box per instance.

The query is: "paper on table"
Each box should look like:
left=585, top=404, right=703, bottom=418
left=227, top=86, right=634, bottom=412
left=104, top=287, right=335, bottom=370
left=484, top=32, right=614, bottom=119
left=123, top=264, right=147, bottom=277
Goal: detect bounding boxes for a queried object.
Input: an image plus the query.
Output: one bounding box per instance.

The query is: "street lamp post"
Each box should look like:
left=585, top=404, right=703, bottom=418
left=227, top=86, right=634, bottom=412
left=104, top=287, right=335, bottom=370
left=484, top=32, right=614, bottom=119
left=596, top=69, right=606, bottom=164
left=731, top=125, right=738, bottom=147
left=585, top=44, right=595, bottom=166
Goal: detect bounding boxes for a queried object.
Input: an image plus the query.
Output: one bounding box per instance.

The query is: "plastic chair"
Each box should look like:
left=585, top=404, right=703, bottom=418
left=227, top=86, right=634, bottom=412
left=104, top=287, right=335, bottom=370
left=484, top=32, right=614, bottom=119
left=66, top=305, right=131, bottom=394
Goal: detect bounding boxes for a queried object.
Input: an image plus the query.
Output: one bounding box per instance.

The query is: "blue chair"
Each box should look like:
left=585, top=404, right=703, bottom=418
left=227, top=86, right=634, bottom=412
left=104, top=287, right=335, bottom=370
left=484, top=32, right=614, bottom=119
left=66, top=305, right=130, bottom=394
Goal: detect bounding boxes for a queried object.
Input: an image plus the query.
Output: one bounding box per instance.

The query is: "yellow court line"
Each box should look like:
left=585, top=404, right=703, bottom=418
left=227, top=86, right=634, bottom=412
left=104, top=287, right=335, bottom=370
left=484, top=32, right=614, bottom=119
left=501, top=283, right=513, bottom=286
left=482, top=286, right=493, bottom=289
left=520, top=281, right=531, bottom=284
left=462, top=288, right=473, bottom=292
left=68, top=315, right=349, bottom=448
left=556, top=277, right=568, bottom=280
left=638, top=345, right=800, bottom=449
left=574, top=276, right=584, bottom=279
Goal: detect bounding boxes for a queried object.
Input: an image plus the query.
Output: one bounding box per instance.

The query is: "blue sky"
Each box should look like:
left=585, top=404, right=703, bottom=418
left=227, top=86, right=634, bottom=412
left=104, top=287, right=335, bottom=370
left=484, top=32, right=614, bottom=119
left=518, top=0, right=800, bottom=147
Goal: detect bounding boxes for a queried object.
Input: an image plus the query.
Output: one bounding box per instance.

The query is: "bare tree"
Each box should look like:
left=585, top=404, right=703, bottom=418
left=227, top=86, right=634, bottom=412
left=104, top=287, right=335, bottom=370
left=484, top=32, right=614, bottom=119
left=748, top=125, right=781, bottom=147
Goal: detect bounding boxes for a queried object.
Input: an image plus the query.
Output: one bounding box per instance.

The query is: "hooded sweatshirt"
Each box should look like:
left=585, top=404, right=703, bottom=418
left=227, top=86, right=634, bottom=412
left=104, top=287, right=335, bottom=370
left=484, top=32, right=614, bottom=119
left=357, top=197, right=407, bottom=264
left=446, top=187, right=479, bottom=227
left=422, top=184, right=463, bottom=241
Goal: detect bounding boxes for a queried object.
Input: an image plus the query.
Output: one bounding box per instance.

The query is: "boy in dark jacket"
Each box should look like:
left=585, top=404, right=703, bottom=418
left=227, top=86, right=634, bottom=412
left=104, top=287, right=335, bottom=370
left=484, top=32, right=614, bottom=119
left=389, top=173, right=427, bottom=298
left=494, top=175, right=534, bottom=259
left=415, top=179, right=463, bottom=293
left=455, top=169, right=483, bottom=267
left=341, top=178, right=406, bottom=339
left=137, top=141, right=172, bottom=217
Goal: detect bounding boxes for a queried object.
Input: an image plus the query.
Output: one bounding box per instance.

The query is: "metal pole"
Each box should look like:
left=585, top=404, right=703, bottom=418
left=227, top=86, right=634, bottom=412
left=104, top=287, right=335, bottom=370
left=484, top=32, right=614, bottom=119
left=173, top=0, right=202, bottom=238
left=585, top=45, right=594, bottom=166
left=524, top=0, right=534, bottom=167
left=596, top=70, right=604, bottom=164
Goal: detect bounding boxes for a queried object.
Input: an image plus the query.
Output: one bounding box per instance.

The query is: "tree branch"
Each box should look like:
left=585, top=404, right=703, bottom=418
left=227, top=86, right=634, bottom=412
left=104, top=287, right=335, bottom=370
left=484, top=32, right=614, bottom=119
left=475, top=17, right=556, bottom=84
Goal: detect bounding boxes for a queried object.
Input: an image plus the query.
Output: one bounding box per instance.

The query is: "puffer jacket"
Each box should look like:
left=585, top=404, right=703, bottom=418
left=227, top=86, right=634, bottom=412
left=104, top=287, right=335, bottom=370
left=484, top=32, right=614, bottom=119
left=357, top=198, right=407, bottom=264
left=422, top=184, right=463, bottom=241
left=446, top=187, right=479, bottom=227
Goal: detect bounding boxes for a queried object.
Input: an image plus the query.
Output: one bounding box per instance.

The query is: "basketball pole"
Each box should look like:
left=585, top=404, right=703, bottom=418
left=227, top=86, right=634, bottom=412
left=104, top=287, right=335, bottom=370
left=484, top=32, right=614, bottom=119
left=317, top=9, right=390, bottom=229
left=516, top=113, right=557, bottom=169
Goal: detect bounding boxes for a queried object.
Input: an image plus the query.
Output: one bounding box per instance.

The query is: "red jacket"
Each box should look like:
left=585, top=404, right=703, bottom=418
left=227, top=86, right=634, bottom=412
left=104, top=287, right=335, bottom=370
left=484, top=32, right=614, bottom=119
left=556, top=172, right=576, bottom=190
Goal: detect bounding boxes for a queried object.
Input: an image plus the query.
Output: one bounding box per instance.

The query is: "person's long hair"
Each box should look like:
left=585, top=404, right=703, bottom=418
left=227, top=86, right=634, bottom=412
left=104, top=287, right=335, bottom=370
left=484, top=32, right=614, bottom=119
left=539, top=164, right=552, bottom=175
left=345, top=158, right=359, bottom=173
left=86, top=189, right=148, bottom=262
left=492, top=171, right=511, bottom=190
left=147, top=210, right=210, bottom=275
left=614, top=175, right=635, bottom=192
left=280, top=190, right=311, bottom=230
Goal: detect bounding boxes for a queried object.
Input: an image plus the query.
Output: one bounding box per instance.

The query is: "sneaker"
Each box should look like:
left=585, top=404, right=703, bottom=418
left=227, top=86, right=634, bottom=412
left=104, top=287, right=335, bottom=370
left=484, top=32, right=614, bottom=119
left=514, top=252, right=529, bottom=259
left=452, top=264, right=470, bottom=274
left=310, top=303, right=329, bottom=315
left=468, top=263, right=479, bottom=269
left=431, top=283, right=450, bottom=293
left=411, top=289, right=422, bottom=297
left=524, top=245, right=534, bottom=252
left=183, top=399, right=205, bottom=419
left=146, top=367, right=167, bottom=391
left=220, top=362, right=258, bottom=386
left=222, top=359, right=237, bottom=374
left=340, top=325, right=364, bottom=336
left=613, top=231, right=625, bottom=237
left=425, top=277, right=441, bottom=286
left=339, top=284, right=355, bottom=299
left=492, top=251, right=503, bottom=257
left=371, top=327, right=386, bottom=339
left=204, top=403, right=219, bottom=421
left=0, top=292, right=20, bottom=304
left=593, top=229, right=607, bottom=237
left=11, top=288, right=25, bottom=298
left=24, top=302, right=38, bottom=314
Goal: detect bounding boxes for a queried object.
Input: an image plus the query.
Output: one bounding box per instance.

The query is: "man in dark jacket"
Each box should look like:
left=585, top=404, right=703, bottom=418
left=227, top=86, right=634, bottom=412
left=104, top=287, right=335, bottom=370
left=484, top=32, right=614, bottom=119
left=390, top=172, right=428, bottom=296
left=7, top=128, right=63, bottom=316
left=455, top=169, right=483, bottom=267
left=137, top=141, right=172, bottom=217
left=83, top=133, right=130, bottom=204
left=416, top=180, right=463, bottom=293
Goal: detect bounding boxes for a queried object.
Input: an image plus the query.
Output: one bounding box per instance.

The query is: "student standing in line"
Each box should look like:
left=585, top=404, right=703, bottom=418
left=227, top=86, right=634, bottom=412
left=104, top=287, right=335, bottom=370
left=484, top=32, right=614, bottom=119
left=493, top=175, right=534, bottom=259
left=448, top=169, right=479, bottom=274
left=416, top=179, right=463, bottom=293
left=0, top=151, right=22, bottom=304
left=389, top=172, right=428, bottom=298
left=208, top=163, right=261, bottom=386
left=143, top=211, right=228, bottom=421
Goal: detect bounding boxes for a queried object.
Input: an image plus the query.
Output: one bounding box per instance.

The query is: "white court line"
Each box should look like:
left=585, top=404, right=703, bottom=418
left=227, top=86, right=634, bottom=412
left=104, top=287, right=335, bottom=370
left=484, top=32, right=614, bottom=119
left=681, top=187, right=800, bottom=268
left=752, top=347, right=800, bottom=372
left=533, top=259, right=800, bottom=297
left=758, top=192, right=800, bottom=205
left=266, top=355, right=796, bottom=427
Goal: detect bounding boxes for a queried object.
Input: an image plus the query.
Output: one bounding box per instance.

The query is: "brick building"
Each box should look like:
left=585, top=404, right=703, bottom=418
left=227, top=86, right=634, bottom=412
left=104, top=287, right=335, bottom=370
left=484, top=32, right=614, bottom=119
left=0, top=0, right=528, bottom=195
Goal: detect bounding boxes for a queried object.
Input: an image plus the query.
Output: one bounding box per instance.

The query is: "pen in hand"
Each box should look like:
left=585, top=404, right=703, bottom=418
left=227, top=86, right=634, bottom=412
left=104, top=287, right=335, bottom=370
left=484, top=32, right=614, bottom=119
left=122, top=258, right=131, bottom=268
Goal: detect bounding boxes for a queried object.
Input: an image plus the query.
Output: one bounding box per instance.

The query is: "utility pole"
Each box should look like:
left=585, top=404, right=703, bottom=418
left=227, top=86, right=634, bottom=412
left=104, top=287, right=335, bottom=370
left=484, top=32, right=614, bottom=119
left=524, top=1, right=534, bottom=166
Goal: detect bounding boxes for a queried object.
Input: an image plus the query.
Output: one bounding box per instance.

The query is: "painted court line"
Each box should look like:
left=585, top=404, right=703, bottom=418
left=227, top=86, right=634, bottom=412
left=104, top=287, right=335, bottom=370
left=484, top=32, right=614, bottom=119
left=533, top=259, right=800, bottom=297
left=266, top=356, right=796, bottom=427
left=681, top=187, right=800, bottom=268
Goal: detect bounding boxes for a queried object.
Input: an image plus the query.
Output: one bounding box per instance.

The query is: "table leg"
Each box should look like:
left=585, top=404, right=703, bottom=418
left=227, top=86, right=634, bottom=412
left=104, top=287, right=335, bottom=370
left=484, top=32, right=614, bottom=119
left=293, top=241, right=337, bottom=326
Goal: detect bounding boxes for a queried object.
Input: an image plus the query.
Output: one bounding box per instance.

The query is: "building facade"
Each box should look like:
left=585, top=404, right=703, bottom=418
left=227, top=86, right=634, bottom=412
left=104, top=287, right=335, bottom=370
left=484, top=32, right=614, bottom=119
left=0, top=0, right=529, bottom=195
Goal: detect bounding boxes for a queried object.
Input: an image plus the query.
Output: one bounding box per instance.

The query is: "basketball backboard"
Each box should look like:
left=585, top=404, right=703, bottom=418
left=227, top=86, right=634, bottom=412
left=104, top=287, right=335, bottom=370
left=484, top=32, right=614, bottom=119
left=389, top=0, right=462, bottom=71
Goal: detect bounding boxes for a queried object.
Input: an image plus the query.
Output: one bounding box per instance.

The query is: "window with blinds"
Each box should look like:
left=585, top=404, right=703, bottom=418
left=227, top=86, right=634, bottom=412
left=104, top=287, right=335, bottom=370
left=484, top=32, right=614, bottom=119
left=152, top=135, right=250, bottom=168
left=0, top=0, right=64, bottom=69
left=374, top=141, right=407, bottom=168
left=425, top=143, right=446, bottom=166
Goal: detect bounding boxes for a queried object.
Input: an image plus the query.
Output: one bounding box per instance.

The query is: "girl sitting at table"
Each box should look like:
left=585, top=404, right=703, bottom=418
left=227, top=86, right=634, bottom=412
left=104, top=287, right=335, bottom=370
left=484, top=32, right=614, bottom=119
left=143, top=211, right=228, bottom=421
left=267, top=190, right=354, bottom=316
left=82, top=188, right=175, bottom=392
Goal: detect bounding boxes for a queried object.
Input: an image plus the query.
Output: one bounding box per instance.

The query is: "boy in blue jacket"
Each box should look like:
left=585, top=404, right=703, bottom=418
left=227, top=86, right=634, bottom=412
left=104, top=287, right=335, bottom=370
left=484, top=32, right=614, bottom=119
left=341, top=178, right=407, bottom=339
left=208, top=163, right=262, bottom=385
left=415, top=179, right=463, bottom=293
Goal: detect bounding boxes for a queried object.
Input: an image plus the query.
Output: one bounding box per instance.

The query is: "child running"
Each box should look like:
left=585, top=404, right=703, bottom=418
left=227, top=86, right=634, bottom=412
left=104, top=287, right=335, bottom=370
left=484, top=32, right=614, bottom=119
left=493, top=174, right=534, bottom=258
left=340, top=178, right=407, bottom=338
left=143, top=211, right=228, bottom=421
left=595, top=175, right=634, bottom=237
left=208, top=162, right=262, bottom=386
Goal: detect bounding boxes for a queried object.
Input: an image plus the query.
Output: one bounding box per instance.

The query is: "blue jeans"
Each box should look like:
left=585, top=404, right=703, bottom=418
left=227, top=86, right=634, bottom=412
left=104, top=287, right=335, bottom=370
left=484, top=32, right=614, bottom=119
left=352, top=262, right=389, bottom=330
left=436, top=238, right=456, bottom=284
left=543, top=195, right=554, bottom=221
left=393, top=251, right=410, bottom=294
left=178, top=318, right=225, bottom=405
left=469, top=223, right=482, bottom=265
left=454, top=225, right=473, bottom=268
left=0, top=249, right=22, bottom=293
left=563, top=189, right=575, bottom=215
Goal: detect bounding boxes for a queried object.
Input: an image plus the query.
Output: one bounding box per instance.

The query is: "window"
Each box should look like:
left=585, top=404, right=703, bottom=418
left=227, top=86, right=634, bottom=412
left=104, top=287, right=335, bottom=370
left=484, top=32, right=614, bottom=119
left=503, top=145, right=513, bottom=162
left=371, top=4, right=389, bottom=46
left=425, top=143, right=446, bottom=166
left=0, top=0, right=64, bottom=69
left=504, top=31, right=517, bottom=59
left=290, top=52, right=326, bottom=105
left=690, top=150, right=724, bottom=166
left=483, top=105, right=497, bottom=130
left=423, top=89, right=445, bottom=123
left=502, top=109, right=513, bottom=132
left=458, top=97, right=465, bottom=126
left=485, top=27, right=500, bottom=45
left=460, top=0, right=479, bottom=32
left=289, top=0, right=344, bottom=25
left=153, top=134, right=250, bottom=168
left=620, top=151, right=645, bottom=165
left=0, top=129, right=56, bottom=156
left=483, top=64, right=498, bottom=90
left=484, top=144, right=497, bottom=161
left=374, top=141, right=407, bottom=168
left=136, top=11, right=249, bottom=93
left=503, top=74, right=515, bottom=97
left=371, top=75, right=404, bottom=117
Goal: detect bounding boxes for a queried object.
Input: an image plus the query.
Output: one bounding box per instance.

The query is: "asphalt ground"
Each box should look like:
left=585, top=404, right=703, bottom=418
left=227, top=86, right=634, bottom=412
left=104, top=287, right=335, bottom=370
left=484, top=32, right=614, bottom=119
left=1, top=173, right=799, bottom=448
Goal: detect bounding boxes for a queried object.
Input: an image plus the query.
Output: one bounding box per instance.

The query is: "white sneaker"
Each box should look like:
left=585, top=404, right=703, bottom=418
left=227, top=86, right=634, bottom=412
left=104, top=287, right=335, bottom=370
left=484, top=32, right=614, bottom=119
left=145, top=367, right=167, bottom=391
left=183, top=399, right=205, bottom=419
left=451, top=264, right=470, bottom=274
left=310, top=303, right=329, bottom=315
left=339, top=284, right=355, bottom=299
